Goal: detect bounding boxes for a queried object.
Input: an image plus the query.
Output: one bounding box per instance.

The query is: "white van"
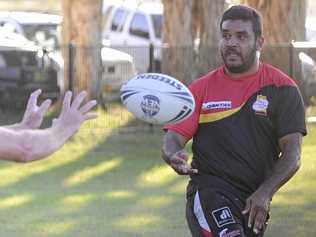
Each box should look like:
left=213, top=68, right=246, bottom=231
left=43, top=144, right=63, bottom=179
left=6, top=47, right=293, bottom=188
left=102, top=2, right=163, bottom=72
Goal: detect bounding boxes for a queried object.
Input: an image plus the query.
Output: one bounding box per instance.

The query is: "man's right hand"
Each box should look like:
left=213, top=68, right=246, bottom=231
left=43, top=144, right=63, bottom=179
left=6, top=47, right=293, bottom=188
left=164, top=149, right=198, bottom=175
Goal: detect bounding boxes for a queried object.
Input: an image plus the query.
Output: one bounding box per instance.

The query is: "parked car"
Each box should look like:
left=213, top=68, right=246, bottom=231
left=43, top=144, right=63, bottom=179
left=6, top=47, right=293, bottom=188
left=51, top=41, right=136, bottom=104
left=298, top=51, right=316, bottom=105
left=102, top=2, right=163, bottom=73
left=0, top=11, right=62, bottom=49
left=0, top=29, right=62, bottom=106
left=292, top=41, right=316, bottom=106
left=0, top=10, right=136, bottom=105
left=306, top=16, right=316, bottom=42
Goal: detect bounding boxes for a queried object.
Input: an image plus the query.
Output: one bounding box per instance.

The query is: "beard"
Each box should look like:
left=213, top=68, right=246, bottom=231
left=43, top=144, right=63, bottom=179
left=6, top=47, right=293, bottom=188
left=221, top=45, right=257, bottom=74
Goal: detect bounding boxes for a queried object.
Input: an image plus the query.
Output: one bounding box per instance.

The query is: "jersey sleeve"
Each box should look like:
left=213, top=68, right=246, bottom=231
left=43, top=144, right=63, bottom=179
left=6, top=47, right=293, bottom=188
left=163, top=80, right=203, bottom=140
left=275, top=85, right=307, bottom=138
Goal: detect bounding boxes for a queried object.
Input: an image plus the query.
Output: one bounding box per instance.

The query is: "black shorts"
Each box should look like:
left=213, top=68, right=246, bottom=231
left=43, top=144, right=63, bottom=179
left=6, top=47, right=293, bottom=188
left=185, top=180, right=268, bottom=237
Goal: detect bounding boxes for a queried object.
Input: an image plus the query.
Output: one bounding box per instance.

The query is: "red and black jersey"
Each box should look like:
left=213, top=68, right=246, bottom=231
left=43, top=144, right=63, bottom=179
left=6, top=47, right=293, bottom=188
left=165, top=63, right=307, bottom=195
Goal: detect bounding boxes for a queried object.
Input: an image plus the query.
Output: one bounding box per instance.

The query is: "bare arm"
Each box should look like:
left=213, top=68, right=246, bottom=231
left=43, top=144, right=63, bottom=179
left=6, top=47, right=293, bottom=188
left=161, top=130, right=197, bottom=175
left=0, top=126, right=73, bottom=162
left=259, top=132, right=302, bottom=196
left=0, top=91, right=97, bottom=163
left=243, top=132, right=303, bottom=234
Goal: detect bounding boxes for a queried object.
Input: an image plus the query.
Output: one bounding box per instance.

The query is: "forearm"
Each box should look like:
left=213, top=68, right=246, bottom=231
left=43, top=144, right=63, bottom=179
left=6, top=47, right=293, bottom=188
left=258, top=133, right=302, bottom=197
left=19, top=125, right=74, bottom=162
left=162, top=131, right=187, bottom=164
left=260, top=151, right=300, bottom=197
left=0, top=126, right=74, bottom=163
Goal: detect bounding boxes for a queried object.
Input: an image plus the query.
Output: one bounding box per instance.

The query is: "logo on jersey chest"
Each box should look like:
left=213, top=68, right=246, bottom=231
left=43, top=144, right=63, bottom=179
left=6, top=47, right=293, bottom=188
left=252, top=95, right=269, bottom=116
left=202, top=101, right=232, bottom=110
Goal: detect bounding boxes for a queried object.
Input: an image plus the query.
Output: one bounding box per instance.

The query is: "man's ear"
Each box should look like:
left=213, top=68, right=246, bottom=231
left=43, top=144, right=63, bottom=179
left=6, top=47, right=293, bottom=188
left=256, top=36, right=264, bottom=51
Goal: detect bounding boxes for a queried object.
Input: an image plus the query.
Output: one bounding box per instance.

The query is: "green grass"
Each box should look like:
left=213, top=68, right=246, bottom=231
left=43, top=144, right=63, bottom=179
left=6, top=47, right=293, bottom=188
left=266, top=124, right=316, bottom=237
left=0, top=104, right=315, bottom=237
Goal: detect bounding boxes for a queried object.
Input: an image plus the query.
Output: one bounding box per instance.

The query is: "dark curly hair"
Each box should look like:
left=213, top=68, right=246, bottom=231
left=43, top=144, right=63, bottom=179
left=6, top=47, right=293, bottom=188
left=220, top=5, right=263, bottom=38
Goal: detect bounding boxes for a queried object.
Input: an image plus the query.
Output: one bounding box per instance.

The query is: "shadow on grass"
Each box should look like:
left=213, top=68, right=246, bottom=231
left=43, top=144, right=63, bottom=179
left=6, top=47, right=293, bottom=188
left=0, top=106, right=315, bottom=237
left=0, top=105, right=192, bottom=237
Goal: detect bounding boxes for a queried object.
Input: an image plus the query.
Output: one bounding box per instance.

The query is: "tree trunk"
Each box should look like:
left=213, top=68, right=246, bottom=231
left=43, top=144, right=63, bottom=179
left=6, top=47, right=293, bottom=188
left=240, top=0, right=306, bottom=43
left=161, top=0, right=195, bottom=84
left=196, top=0, right=227, bottom=76
left=62, top=0, right=102, bottom=99
left=239, top=0, right=306, bottom=74
left=162, top=0, right=227, bottom=82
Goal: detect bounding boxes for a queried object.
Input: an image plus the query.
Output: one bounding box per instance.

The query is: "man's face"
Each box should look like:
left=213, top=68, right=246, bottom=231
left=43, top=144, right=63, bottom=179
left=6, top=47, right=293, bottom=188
left=220, top=19, right=262, bottom=73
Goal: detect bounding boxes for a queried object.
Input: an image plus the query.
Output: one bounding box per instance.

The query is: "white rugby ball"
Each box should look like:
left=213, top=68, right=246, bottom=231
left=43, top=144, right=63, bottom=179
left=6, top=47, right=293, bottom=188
left=120, top=73, right=195, bottom=125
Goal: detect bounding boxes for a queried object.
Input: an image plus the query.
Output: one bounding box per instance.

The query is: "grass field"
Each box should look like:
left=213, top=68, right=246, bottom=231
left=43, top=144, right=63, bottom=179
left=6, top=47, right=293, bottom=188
left=0, top=104, right=314, bottom=237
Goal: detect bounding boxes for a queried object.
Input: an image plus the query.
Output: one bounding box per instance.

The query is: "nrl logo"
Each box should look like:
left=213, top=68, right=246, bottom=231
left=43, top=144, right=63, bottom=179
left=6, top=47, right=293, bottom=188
left=252, top=95, right=269, bottom=116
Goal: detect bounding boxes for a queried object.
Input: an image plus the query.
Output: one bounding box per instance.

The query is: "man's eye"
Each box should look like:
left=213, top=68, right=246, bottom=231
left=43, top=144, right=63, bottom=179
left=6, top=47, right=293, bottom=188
left=238, top=34, right=247, bottom=40
left=222, top=34, right=230, bottom=39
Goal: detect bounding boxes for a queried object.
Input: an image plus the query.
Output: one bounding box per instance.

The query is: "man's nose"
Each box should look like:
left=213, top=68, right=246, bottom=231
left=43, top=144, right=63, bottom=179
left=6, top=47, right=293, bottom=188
left=226, top=36, right=239, bottom=46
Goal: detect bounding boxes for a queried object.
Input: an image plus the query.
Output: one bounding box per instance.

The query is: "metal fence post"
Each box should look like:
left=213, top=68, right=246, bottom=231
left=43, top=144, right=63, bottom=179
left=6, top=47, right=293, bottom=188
left=68, top=43, right=74, bottom=92
left=289, top=41, right=294, bottom=79
left=148, top=43, right=154, bottom=72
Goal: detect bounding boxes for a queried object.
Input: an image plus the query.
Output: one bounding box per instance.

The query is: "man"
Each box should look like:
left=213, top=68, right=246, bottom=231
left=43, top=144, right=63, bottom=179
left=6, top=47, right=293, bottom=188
left=162, top=5, right=306, bottom=237
left=0, top=89, right=97, bottom=162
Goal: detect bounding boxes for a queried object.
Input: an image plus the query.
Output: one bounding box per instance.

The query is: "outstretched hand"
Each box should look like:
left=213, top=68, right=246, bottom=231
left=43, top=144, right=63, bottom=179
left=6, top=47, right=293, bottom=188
left=20, top=89, right=52, bottom=129
left=168, top=150, right=198, bottom=175
left=52, top=91, right=97, bottom=136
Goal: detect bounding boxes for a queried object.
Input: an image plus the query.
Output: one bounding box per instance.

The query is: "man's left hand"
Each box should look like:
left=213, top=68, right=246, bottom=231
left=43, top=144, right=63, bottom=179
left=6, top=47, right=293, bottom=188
left=242, top=188, right=271, bottom=234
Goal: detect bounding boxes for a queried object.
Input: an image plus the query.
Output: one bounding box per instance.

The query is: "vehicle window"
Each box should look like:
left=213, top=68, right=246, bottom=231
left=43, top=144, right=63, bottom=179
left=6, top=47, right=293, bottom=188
left=111, top=8, right=128, bottom=32
left=103, top=5, right=113, bottom=28
left=151, top=14, right=162, bottom=39
left=129, top=13, right=149, bottom=39
left=23, top=24, right=57, bottom=40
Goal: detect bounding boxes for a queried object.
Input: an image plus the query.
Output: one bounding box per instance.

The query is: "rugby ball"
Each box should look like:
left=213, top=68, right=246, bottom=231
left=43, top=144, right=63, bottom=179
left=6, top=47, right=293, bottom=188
left=120, top=73, right=195, bottom=125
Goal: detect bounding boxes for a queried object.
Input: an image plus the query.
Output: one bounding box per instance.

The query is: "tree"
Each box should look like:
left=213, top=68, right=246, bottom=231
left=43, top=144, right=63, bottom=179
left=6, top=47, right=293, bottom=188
left=239, top=0, right=307, bottom=73
left=195, top=0, right=227, bottom=76
left=62, top=0, right=102, bottom=99
left=239, top=0, right=306, bottom=43
left=161, top=0, right=196, bottom=84
left=161, top=0, right=227, bottom=83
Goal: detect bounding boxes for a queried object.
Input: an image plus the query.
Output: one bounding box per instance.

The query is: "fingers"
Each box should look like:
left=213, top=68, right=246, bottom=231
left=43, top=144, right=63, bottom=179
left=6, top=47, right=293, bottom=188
left=243, top=199, right=268, bottom=235
left=169, top=150, right=198, bottom=175
left=174, top=150, right=189, bottom=161
left=72, top=91, right=87, bottom=110
left=52, top=118, right=59, bottom=126
left=170, top=156, right=198, bottom=175
left=61, top=91, right=72, bottom=115
left=38, top=99, right=52, bottom=115
left=84, top=113, right=98, bottom=121
left=253, top=209, right=267, bottom=234
left=26, top=89, right=42, bottom=110
left=242, top=199, right=251, bottom=215
left=79, top=100, right=97, bottom=114
left=247, top=202, right=256, bottom=230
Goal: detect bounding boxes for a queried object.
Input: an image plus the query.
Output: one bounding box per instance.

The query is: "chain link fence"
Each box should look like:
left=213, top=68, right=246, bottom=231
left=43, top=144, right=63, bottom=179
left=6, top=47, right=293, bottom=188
left=1, top=42, right=315, bottom=129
